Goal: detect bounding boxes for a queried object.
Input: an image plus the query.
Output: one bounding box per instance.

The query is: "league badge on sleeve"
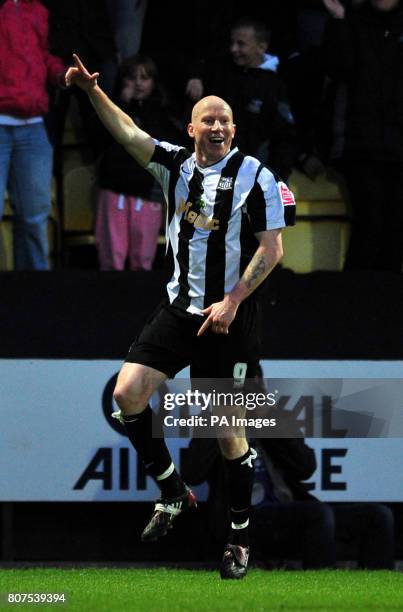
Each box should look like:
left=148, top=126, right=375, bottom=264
left=278, top=182, right=296, bottom=207
left=278, top=181, right=296, bottom=226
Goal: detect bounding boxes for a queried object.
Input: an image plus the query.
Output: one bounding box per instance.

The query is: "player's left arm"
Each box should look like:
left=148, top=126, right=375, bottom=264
left=197, top=229, right=283, bottom=336
left=235, top=228, right=283, bottom=297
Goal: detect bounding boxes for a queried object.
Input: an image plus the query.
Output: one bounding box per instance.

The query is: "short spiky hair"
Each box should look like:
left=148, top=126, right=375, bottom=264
left=230, top=17, right=271, bottom=46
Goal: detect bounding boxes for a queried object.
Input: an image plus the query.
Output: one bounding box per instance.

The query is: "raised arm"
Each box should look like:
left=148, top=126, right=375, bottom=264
left=197, top=228, right=283, bottom=336
left=65, top=54, right=155, bottom=166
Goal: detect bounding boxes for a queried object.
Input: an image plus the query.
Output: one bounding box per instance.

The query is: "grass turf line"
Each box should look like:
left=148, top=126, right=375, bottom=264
left=0, top=568, right=402, bottom=611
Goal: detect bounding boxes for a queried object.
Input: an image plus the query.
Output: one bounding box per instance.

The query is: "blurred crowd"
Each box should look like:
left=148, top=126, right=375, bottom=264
left=1, top=0, right=403, bottom=272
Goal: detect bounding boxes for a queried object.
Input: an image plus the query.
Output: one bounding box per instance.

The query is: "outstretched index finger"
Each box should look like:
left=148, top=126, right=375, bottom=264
left=197, top=315, right=213, bottom=337
left=73, top=54, right=88, bottom=73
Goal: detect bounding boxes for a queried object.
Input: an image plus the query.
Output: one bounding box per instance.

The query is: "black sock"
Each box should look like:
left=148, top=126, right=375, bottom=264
left=224, top=447, right=257, bottom=547
left=123, top=405, right=186, bottom=499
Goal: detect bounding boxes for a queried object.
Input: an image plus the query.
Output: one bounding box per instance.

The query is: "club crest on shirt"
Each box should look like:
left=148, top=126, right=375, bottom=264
left=217, top=176, right=234, bottom=191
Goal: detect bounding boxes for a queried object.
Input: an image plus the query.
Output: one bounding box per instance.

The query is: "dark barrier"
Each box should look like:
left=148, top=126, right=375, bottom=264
left=1, top=268, right=403, bottom=359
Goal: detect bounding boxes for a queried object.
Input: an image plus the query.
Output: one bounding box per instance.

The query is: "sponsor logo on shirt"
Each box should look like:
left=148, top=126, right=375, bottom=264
left=177, top=198, right=220, bottom=231
left=278, top=182, right=296, bottom=207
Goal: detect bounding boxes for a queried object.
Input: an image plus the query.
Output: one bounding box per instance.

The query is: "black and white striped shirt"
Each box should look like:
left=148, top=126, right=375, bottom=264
left=147, top=141, right=296, bottom=314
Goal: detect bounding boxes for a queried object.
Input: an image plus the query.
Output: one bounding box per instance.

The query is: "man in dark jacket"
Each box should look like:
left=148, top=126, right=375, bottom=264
left=182, top=406, right=395, bottom=569
left=182, top=412, right=336, bottom=568
left=185, top=18, right=296, bottom=181
left=44, top=0, right=117, bottom=153
left=323, top=0, right=403, bottom=272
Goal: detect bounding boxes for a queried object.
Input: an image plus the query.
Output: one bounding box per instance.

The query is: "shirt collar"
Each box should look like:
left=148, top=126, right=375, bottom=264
left=194, top=147, right=239, bottom=173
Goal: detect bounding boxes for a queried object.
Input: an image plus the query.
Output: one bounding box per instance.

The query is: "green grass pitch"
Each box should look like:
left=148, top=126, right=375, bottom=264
left=0, top=568, right=402, bottom=611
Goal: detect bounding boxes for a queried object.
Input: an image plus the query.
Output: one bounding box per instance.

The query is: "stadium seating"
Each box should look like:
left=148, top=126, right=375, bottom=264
left=0, top=165, right=351, bottom=272
left=58, top=93, right=97, bottom=266
left=0, top=93, right=351, bottom=272
left=283, top=169, right=351, bottom=272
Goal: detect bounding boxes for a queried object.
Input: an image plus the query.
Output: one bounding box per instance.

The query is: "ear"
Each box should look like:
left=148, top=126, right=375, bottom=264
left=187, top=123, right=195, bottom=139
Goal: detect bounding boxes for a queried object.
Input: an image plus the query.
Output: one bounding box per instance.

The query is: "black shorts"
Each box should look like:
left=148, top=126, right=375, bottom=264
left=125, top=299, right=260, bottom=380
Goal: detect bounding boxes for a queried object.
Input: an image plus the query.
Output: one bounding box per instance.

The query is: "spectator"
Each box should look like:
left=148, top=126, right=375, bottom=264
left=106, top=0, right=149, bottom=62
left=185, top=17, right=296, bottom=181
left=0, top=0, right=65, bottom=270
left=140, top=1, right=237, bottom=113
left=45, top=0, right=116, bottom=95
left=182, top=417, right=395, bottom=569
left=44, top=0, right=117, bottom=153
left=322, top=0, right=403, bottom=272
left=279, top=2, right=329, bottom=179
left=96, top=55, right=182, bottom=271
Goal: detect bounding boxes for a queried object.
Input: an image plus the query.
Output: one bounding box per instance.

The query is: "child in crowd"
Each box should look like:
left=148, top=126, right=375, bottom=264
left=96, top=55, right=181, bottom=270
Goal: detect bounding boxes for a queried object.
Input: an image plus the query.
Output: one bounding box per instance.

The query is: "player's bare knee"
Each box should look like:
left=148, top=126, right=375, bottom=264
left=113, top=363, right=156, bottom=414
left=218, top=437, right=248, bottom=460
left=113, top=380, right=150, bottom=414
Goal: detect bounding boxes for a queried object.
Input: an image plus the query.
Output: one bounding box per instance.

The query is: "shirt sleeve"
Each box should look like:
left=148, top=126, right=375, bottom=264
left=146, top=140, right=189, bottom=193
left=246, top=166, right=296, bottom=232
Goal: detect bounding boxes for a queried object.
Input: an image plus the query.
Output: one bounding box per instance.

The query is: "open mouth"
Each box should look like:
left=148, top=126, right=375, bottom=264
left=209, top=137, right=225, bottom=145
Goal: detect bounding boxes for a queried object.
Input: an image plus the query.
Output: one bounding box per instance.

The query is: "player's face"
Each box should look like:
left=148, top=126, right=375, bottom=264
left=230, top=27, right=267, bottom=69
left=188, top=102, right=236, bottom=167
